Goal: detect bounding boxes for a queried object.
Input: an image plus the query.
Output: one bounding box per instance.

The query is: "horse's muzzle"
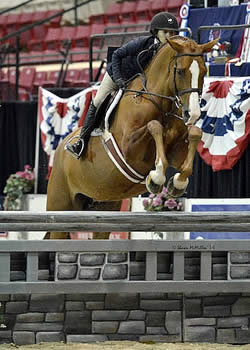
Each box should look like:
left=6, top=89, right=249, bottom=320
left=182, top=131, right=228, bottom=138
left=183, top=110, right=190, bottom=124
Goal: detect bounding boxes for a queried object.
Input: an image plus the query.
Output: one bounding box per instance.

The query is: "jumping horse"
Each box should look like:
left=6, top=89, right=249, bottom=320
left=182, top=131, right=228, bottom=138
left=46, top=36, right=217, bottom=239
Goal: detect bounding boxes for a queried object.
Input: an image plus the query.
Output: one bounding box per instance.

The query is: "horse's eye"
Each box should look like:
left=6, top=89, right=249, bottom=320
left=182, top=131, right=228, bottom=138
left=177, top=69, right=185, bottom=76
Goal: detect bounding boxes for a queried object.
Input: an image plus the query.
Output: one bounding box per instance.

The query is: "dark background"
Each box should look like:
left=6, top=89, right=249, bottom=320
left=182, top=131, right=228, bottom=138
left=1, top=99, right=250, bottom=199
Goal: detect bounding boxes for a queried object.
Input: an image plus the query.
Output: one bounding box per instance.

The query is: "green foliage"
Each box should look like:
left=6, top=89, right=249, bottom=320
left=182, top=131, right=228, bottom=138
left=3, top=165, right=35, bottom=210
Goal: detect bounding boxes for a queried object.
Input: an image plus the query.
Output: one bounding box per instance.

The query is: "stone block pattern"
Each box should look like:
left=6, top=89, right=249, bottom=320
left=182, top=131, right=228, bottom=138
left=8, top=251, right=231, bottom=282
left=2, top=252, right=250, bottom=345
left=1, top=293, right=250, bottom=345
left=56, top=253, right=129, bottom=281
left=55, top=251, right=230, bottom=281
left=230, top=252, right=250, bottom=279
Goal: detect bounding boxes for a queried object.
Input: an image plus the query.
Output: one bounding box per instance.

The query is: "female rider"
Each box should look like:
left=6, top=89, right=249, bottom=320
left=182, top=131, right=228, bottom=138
left=66, top=12, right=179, bottom=159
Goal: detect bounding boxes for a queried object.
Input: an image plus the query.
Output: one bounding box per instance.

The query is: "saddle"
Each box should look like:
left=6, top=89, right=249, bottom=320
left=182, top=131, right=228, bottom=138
left=91, top=89, right=145, bottom=184
left=91, top=89, right=123, bottom=136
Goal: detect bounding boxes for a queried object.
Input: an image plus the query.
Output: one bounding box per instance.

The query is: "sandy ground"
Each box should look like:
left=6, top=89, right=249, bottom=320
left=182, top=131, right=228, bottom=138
left=0, top=342, right=250, bottom=350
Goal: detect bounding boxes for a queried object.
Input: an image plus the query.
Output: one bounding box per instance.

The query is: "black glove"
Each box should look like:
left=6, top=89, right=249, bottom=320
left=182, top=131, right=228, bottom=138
left=116, top=78, right=126, bottom=89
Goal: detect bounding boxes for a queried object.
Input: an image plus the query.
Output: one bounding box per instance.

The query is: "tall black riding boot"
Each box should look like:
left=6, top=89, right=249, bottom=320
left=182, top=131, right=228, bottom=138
left=65, top=102, right=97, bottom=159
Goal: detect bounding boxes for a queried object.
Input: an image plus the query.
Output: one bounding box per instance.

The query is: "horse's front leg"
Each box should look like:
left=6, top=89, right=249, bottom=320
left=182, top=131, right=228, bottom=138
left=145, top=120, right=168, bottom=194
left=122, top=120, right=168, bottom=194
left=167, top=125, right=202, bottom=198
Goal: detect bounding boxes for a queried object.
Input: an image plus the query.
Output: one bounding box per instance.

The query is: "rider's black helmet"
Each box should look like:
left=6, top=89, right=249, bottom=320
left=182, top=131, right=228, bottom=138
left=150, top=12, right=179, bottom=35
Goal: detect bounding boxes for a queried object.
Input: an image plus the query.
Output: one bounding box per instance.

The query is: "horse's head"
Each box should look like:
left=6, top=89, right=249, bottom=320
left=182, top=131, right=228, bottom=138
left=165, top=36, right=218, bottom=125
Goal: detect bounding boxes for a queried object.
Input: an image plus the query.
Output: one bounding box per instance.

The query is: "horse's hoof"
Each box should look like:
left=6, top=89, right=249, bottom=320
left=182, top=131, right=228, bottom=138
left=146, top=176, right=163, bottom=194
left=166, top=176, right=187, bottom=198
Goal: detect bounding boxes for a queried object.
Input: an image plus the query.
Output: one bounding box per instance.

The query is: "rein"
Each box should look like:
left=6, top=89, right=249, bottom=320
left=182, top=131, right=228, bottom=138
left=124, top=81, right=179, bottom=122
left=124, top=51, right=204, bottom=122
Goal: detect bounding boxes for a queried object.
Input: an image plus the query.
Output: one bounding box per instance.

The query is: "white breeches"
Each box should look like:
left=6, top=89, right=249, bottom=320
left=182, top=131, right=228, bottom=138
left=93, top=72, right=117, bottom=108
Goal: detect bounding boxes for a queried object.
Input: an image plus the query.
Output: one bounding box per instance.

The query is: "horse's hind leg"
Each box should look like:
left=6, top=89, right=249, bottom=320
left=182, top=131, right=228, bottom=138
left=45, top=173, right=75, bottom=239
left=167, top=125, right=202, bottom=198
left=145, top=120, right=168, bottom=194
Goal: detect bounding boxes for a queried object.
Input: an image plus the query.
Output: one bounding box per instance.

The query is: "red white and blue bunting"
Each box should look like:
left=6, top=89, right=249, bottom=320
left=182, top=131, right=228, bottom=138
left=38, top=76, right=250, bottom=175
left=196, top=77, right=250, bottom=171
left=38, top=86, right=98, bottom=175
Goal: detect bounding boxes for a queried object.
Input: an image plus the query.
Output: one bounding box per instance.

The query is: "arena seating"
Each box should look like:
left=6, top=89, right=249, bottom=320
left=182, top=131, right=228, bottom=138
left=74, top=25, right=91, bottom=48
left=0, top=0, right=185, bottom=54
left=47, top=9, right=63, bottom=27
left=32, top=71, right=48, bottom=95
left=70, top=68, right=92, bottom=88
left=59, top=26, right=77, bottom=49
left=90, top=23, right=107, bottom=48
left=44, top=27, right=62, bottom=50
left=135, top=0, right=153, bottom=22
left=41, top=70, right=61, bottom=88
left=0, top=68, right=31, bottom=101
left=89, top=1, right=107, bottom=25
left=120, top=1, right=137, bottom=23
left=6, top=13, right=21, bottom=32
left=105, top=2, right=122, bottom=24
left=19, top=11, right=34, bottom=27
left=68, top=47, right=90, bottom=63
left=41, top=49, right=63, bottom=63
left=19, top=28, right=33, bottom=47
left=32, top=10, right=54, bottom=23
left=151, top=0, right=168, bottom=17
left=28, top=25, right=49, bottom=51
left=0, top=0, right=187, bottom=101
left=63, top=69, right=81, bottom=87
left=2, top=68, right=16, bottom=87
left=167, top=0, right=185, bottom=22
left=19, top=67, right=36, bottom=91
left=0, top=15, right=7, bottom=35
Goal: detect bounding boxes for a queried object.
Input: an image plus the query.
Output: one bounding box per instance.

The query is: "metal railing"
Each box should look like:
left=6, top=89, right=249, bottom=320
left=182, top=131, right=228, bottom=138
left=197, top=23, right=250, bottom=44
left=0, top=0, right=96, bottom=98
left=0, top=0, right=35, bottom=16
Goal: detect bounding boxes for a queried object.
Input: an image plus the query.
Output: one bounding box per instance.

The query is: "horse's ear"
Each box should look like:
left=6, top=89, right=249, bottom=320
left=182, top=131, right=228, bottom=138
left=199, top=38, right=220, bottom=53
left=166, top=38, right=183, bottom=53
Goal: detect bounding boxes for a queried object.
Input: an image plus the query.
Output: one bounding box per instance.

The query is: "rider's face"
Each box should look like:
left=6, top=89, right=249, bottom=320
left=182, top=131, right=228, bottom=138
left=157, top=30, right=175, bottom=43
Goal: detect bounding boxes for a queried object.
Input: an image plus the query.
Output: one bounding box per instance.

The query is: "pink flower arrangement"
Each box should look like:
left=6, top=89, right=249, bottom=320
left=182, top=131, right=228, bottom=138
left=142, top=186, right=183, bottom=212
left=3, top=165, right=35, bottom=210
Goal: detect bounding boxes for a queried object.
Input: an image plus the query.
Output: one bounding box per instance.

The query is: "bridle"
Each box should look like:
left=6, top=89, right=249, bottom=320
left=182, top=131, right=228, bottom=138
left=124, top=47, right=205, bottom=122
left=173, top=52, right=203, bottom=101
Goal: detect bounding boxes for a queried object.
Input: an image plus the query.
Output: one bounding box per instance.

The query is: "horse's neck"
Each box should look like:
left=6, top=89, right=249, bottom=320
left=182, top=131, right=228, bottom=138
left=145, top=47, right=173, bottom=96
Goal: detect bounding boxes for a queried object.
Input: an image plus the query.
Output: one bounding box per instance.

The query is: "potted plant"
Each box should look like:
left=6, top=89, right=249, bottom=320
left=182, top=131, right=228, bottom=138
left=3, top=165, right=35, bottom=211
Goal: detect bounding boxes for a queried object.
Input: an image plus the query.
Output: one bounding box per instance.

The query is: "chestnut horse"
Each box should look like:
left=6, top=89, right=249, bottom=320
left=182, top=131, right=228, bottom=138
left=46, top=36, right=217, bottom=239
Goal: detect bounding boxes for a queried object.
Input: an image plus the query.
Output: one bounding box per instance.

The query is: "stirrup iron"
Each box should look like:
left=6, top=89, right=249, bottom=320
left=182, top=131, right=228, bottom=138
left=65, top=136, right=84, bottom=159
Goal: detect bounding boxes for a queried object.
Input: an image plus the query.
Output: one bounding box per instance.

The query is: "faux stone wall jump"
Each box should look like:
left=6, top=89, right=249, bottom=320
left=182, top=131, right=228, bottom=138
left=1, top=292, right=250, bottom=345
left=2, top=251, right=250, bottom=345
